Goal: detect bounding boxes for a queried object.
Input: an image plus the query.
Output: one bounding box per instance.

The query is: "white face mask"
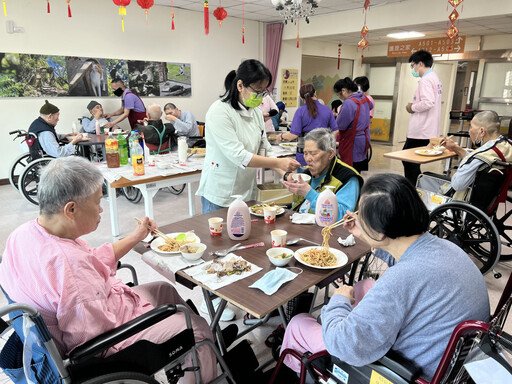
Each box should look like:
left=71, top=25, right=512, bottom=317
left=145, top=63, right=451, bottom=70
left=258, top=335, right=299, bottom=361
left=249, top=267, right=302, bottom=295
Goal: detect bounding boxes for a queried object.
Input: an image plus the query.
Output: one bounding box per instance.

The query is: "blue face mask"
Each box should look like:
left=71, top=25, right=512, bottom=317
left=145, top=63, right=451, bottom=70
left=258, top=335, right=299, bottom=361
left=249, top=267, right=302, bottom=295
left=411, top=68, right=420, bottom=78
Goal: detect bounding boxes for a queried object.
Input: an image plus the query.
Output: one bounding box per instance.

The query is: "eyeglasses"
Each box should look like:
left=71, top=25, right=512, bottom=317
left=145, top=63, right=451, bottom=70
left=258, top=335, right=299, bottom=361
left=410, top=62, right=417, bottom=69
left=246, top=85, right=268, bottom=98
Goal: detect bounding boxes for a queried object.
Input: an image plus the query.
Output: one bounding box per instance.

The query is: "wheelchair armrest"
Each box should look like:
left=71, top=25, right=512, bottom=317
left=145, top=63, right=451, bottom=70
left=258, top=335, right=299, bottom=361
left=422, top=171, right=451, bottom=182
left=69, top=304, right=178, bottom=364
left=376, top=353, right=420, bottom=382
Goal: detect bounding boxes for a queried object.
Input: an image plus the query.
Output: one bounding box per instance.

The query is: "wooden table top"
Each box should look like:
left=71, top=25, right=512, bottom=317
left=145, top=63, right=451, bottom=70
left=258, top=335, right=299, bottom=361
left=109, top=169, right=201, bottom=188
left=384, top=146, right=456, bottom=164
left=135, top=207, right=370, bottom=319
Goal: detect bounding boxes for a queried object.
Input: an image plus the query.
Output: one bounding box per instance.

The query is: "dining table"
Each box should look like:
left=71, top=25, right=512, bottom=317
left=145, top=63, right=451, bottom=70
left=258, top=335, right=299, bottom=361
left=383, top=146, right=456, bottom=164
left=134, top=205, right=371, bottom=354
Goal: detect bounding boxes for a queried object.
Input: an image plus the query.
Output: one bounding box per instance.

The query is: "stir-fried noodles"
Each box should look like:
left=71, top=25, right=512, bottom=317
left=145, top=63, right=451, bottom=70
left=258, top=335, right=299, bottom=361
left=299, top=222, right=338, bottom=267
left=158, top=236, right=194, bottom=252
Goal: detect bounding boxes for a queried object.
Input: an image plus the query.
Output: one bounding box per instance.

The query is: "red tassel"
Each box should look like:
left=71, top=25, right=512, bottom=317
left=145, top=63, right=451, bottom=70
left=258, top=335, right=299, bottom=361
left=204, top=1, right=209, bottom=35
left=361, top=54, right=364, bottom=67
left=242, top=35, right=245, bottom=44
left=47, top=1, right=50, bottom=13
left=171, top=19, right=175, bottom=30
left=68, top=4, right=71, bottom=17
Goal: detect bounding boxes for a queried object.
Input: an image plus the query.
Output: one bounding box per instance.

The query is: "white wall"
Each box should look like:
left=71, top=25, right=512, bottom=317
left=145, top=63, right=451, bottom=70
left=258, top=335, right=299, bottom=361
left=0, top=0, right=264, bottom=178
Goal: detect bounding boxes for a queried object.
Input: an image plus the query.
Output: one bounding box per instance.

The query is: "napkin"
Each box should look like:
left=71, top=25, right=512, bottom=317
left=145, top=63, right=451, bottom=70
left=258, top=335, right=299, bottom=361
left=337, top=234, right=356, bottom=247
left=141, top=251, right=204, bottom=284
left=290, top=212, right=316, bottom=224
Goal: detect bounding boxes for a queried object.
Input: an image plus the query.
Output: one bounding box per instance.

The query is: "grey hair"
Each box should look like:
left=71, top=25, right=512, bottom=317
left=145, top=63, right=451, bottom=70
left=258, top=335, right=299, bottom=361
left=304, top=128, right=336, bottom=152
left=147, top=104, right=162, bottom=120
left=38, top=157, right=104, bottom=216
left=473, top=110, right=500, bottom=135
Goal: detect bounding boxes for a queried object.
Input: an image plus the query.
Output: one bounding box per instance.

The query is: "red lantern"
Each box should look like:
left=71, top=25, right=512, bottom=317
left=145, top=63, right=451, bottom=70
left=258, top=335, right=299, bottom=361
left=213, top=7, right=227, bottom=26
left=113, top=0, right=131, bottom=32
left=137, top=0, right=153, bottom=24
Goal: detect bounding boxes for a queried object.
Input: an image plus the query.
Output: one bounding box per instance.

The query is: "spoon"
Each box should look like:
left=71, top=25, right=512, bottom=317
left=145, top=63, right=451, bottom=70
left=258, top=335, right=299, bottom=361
left=286, top=238, right=320, bottom=246
left=211, top=243, right=242, bottom=257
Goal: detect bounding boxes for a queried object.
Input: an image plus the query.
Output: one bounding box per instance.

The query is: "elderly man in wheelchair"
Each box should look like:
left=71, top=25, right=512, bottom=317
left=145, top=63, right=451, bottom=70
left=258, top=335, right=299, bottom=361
left=0, top=157, right=230, bottom=383
left=270, top=174, right=491, bottom=384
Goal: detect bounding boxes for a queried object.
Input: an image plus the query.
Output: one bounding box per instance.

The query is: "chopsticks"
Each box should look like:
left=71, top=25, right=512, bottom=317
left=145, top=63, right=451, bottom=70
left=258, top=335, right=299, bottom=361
left=435, top=135, right=454, bottom=149
left=326, top=211, right=359, bottom=230
left=134, top=217, right=173, bottom=243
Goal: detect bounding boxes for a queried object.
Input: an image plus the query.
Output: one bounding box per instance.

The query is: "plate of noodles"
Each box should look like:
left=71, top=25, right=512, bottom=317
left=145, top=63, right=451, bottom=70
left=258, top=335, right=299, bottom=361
left=293, top=246, right=348, bottom=269
left=151, top=232, right=201, bottom=255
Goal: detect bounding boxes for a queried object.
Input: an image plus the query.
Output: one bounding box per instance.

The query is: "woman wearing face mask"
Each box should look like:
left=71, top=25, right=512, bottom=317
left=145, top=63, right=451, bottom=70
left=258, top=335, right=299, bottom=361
left=197, top=59, right=300, bottom=213
left=333, top=77, right=373, bottom=173
left=277, top=84, right=338, bottom=167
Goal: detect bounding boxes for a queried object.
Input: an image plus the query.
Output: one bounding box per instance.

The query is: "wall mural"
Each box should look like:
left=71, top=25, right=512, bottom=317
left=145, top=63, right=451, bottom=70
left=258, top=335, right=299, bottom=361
left=0, top=52, right=191, bottom=98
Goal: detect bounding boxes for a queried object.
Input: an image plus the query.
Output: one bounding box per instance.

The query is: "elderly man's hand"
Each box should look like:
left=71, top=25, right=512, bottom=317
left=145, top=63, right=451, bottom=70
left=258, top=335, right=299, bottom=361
left=277, top=158, right=300, bottom=173
left=406, top=103, right=414, bottom=114
left=443, top=137, right=458, bottom=151
left=104, top=121, right=114, bottom=129
left=282, top=177, right=311, bottom=197
left=70, top=134, right=83, bottom=145
left=333, top=284, right=355, bottom=305
left=165, top=113, right=177, bottom=123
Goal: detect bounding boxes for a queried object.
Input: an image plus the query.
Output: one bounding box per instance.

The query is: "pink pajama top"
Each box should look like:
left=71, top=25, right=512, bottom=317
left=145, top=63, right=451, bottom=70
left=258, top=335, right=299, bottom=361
left=0, top=220, right=152, bottom=356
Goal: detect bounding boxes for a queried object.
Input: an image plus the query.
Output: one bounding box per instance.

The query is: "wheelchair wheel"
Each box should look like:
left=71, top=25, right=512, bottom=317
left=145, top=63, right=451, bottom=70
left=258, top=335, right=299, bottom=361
left=429, top=202, right=501, bottom=275
left=9, top=152, right=32, bottom=190
left=80, top=371, right=158, bottom=384
left=168, top=184, right=186, bottom=195
left=17, top=158, right=53, bottom=206
left=491, top=195, right=512, bottom=261
left=122, top=186, right=143, bottom=204
left=347, top=251, right=389, bottom=285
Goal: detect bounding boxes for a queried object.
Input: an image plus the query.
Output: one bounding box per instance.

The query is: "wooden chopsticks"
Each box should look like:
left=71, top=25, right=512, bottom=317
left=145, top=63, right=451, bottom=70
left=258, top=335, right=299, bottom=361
left=326, top=211, right=358, bottom=230
left=134, top=217, right=173, bottom=243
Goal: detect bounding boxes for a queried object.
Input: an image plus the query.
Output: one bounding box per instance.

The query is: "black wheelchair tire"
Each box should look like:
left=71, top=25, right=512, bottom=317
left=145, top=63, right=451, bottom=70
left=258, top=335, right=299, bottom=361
left=79, top=371, right=158, bottom=384
left=168, top=184, right=186, bottom=195
left=122, top=187, right=143, bottom=204
left=18, top=158, right=53, bottom=206
left=492, top=195, right=512, bottom=261
left=9, top=152, right=32, bottom=190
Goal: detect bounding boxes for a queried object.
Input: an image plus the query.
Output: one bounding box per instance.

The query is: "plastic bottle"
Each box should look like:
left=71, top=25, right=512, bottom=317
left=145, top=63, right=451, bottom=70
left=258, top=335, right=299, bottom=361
left=227, top=195, right=251, bottom=241
left=105, top=132, right=120, bottom=168
left=117, top=133, right=128, bottom=165
left=178, top=136, right=188, bottom=165
left=95, top=121, right=101, bottom=135
left=134, top=130, right=144, bottom=152
left=130, top=139, right=145, bottom=176
left=315, top=186, right=338, bottom=227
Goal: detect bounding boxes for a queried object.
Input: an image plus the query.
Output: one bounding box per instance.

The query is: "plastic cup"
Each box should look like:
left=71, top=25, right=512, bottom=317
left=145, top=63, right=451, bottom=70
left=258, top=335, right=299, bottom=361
left=208, top=217, right=223, bottom=236
left=271, top=229, right=287, bottom=248
left=264, top=206, right=277, bottom=224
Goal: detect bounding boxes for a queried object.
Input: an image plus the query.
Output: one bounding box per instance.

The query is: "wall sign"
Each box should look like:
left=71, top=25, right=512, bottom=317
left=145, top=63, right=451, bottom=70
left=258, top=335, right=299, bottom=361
left=0, top=52, right=191, bottom=97
left=281, top=69, right=298, bottom=107
left=387, top=36, right=465, bottom=57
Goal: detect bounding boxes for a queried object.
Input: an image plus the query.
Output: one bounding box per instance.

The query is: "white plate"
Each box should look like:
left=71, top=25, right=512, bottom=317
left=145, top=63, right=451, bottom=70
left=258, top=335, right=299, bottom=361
left=279, top=143, right=298, bottom=152
left=151, top=232, right=201, bottom=255
left=293, top=246, right=348, bottom=270
left=415, top=149, right=443, bottom=156
left=249, top=205, right=285, bottom=217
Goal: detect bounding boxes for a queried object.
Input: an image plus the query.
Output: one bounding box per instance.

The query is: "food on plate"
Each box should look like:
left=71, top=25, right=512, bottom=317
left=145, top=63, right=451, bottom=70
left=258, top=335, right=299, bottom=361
left=281, top=143, right=297, bottom=147
left=250, top=202, right=277, bottom=215
left=204, top=257, right=252, bottom=278
left=188, top=148, right=206, bottom=155
left=181, top=244, right=202, bottom=253
left=299, top=247, right=337, bottom=267
left=157, top=233, right=195, bottom=252
left=273, top=252, right=293, bottom=259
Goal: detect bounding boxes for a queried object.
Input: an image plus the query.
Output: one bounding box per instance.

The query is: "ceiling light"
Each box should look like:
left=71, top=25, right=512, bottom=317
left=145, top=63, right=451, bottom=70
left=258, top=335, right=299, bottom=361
left=386, top=31, right=425, bottom=39
left=271, top=0, right=322, bottom=25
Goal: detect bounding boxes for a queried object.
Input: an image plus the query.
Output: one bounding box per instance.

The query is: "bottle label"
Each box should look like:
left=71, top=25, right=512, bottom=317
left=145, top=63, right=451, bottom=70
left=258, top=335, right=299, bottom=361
left=319, top=198, right=334, bottom=225
left=132, top=155, right=145, bottom=175
left=230, top=211, right=245, bottom=237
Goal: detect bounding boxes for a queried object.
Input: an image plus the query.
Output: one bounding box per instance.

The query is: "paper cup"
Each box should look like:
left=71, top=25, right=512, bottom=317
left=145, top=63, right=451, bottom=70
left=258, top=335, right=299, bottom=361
left=82, top=132, right=89, bottom=139
left=271, top=229, right=287, bottom=248
left=208, top=217, right=223, bottom=236
left=264, top=206, right=277, bottom=224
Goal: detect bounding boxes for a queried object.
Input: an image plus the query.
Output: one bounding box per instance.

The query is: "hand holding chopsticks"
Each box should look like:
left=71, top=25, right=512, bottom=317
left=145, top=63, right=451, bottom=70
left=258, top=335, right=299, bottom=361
left=326, top=211, right=358, bottom=230
left=134, top=217, right=163, bottom=241
left=437, top=135, right=454, bottom=148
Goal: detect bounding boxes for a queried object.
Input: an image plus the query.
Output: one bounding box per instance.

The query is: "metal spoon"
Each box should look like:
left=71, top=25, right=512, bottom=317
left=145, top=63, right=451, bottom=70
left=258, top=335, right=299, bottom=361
left=286, top=238, right=320, bottom=246
left=211, top=243, right=242, bottom=257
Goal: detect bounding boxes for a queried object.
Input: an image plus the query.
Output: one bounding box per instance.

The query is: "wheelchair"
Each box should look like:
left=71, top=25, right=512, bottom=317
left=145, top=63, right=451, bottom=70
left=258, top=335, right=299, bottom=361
left=0, top=300, right=234, bottom=384
left=270, top=266, right=512, bottom=384
left=417, top=158, right=512, bottom=277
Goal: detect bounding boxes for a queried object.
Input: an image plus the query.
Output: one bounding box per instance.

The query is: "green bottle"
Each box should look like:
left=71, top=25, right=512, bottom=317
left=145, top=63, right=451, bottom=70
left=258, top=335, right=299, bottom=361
left=117, top=133, right=128, bottom=165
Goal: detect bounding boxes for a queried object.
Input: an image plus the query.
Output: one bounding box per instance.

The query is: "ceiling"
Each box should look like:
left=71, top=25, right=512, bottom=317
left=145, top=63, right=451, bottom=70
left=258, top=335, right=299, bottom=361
left=154, top=0, right=512, bottom=45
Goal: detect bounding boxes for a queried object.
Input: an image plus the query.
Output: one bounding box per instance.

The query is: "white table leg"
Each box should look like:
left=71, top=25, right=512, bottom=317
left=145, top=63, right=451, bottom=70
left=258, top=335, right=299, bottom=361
left=107, top=184, right=119, bottom=238
left=187, top=182, right=196, bottom=216
left=137, top=183, right=160, bottom=219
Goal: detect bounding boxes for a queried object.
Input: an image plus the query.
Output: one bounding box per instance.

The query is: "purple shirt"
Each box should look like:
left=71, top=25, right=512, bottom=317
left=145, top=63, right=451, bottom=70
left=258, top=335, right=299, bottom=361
left=122, top=89, right=146, bottom=112
left=336, top=92, right=373, bottom=162
left=291, top=100, right=338, bottom=164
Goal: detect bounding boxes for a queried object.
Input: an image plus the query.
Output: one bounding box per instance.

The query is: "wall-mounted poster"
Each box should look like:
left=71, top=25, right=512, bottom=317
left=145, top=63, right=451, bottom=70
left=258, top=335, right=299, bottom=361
left=0, top=52, right=191, bottom=98
left=281, top=69, right=298, bottom=107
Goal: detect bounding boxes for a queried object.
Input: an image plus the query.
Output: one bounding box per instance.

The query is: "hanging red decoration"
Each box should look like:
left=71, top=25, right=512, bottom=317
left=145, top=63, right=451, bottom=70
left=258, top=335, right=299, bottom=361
left=446, top=0, right=463, bottom=40
left=359, top=1, right=371, bottom=65
left=337, top=43, right=342, bottom=70
left=213, top=7, right=227, bottom=26
left=47, top=0, right=50, bottom=13
left=137, top=0, right=154, bottom=24
left=113, top=0, right=131, bottom=32
left=448, top=0, right=463, bottom=7
left=242, top=0, right=245, bottom=44
left=171, top=0, right=175, bottom=30
left=296, top=19, right=300, bottom=48
left=204, top=0, right=209, bottom=35
left=66, top=0, right=72, bottom=17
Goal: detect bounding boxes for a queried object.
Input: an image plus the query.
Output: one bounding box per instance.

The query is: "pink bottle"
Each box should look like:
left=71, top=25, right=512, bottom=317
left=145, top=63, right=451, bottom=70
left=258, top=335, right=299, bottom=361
left=315, top=186, right=338, bottom=227
left=227, top=195, right=251, bottom=241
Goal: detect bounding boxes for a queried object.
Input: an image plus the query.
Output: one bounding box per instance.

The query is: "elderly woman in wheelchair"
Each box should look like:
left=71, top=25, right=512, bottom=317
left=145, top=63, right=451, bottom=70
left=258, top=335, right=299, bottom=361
left=276, top=174, right=490, bottom=382
left=0, top=157, right=218, bottom=383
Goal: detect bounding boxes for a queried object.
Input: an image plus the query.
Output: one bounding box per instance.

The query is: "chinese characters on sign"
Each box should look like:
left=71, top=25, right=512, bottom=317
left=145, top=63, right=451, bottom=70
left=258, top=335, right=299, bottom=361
left=387, top=36, right=466, bottom=57
left=281, top=69, right=298, bottom=107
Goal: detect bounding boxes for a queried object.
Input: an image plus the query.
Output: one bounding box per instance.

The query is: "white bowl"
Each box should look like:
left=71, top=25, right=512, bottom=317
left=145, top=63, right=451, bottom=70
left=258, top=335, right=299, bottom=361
left=292, top=173, right=311, bottom=183
left=266, top=247, right=294, bottom=267
left=180, top=243, right=206, bottom=261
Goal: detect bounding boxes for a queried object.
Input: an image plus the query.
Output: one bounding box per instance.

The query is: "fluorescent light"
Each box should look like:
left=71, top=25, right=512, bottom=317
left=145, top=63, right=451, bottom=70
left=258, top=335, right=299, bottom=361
left=386, top=31, right=425, bottom=39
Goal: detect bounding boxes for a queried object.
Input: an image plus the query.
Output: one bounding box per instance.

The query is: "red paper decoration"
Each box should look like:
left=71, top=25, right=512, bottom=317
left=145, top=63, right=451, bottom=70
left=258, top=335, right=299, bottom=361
left=296, top=19, right=300, bottom=48
left=204, top=0, right=209, bottom=35
left=66, top=0, right=71, bottom=17
left=446, top=0, right=463, bottom=39
left=137, top=0, right=154, bottom=23
left=213, top=7, right=227, bottom=26
left=47, top=0, right=50, bottom=13
left=359, top=0, right=371, bottom=64
left=242, top=0, right=245, bottom=44
left=171, top=0, right=175, bottom=30
left=337, top=43, right=342, bottom=70
left=448, top=0, right=463, bottom=7
left=113, top=0, right=131, bottom=32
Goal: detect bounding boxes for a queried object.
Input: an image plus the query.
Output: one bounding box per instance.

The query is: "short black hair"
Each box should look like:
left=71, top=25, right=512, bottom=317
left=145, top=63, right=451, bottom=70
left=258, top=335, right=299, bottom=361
left=354, top=76, right=370, bottom=92
left=221, top=59, right=272, bottom=111
left=333, top=77, right=358, bottom=94
left=408, top=50, right=433, bottom=68
left=111, top=78, right=124, bottom=86
left=359, top=174, right=429, bottom=239
left=331, top=99, right=342, bottom=111
left=164, top=103, right=177, bottom=111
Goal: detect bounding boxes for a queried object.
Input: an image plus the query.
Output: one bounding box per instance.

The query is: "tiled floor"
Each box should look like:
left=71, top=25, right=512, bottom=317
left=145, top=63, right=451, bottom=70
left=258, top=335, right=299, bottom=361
left=0, top=141, right=510, bottom=382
